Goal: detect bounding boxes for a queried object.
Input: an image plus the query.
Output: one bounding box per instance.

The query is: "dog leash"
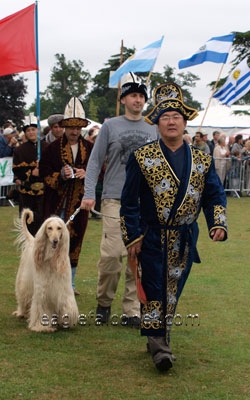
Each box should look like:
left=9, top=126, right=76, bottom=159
left=66, top=207, right=81, bottom=226
left=66, top=207, right=119, bottom=225
left=91, top=209, right=120, bottom=220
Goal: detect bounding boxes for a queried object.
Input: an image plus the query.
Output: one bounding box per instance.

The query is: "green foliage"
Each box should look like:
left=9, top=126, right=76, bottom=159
left=231, top=30, right=250, bottom=65
left=144, top=66, right=201, bottom=114
left=0, top=75, right=27, bottom=128
left=1, top=198, right=250, bottom=399
left=28, top=54, right=91, bottom=119
left=88, top=98, right=99, bottom=121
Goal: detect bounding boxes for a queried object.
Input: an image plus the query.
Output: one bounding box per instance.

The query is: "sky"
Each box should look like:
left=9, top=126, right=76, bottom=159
left=1, top=0, right=250, bottom=113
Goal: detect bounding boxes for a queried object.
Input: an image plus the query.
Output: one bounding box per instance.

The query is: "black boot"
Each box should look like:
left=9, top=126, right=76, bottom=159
left=147, top=336, right=175, bottom=371
left=96, top=304, right=111, bottom=323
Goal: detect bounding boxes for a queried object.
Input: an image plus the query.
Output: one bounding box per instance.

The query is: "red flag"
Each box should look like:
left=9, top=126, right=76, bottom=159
left=0, top=4, right=38, bottom=77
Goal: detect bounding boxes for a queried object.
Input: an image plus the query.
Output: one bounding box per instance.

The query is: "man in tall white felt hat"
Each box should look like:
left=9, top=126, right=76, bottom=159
left=40, top=97, right=93, bottom=295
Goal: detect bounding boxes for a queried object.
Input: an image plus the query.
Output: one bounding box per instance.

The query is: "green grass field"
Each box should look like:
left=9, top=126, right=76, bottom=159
left=0, top=198, right=249, bottom=400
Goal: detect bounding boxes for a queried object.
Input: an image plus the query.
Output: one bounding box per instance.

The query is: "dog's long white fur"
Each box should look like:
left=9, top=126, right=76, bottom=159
left=13, top=209, right=79, bottom=332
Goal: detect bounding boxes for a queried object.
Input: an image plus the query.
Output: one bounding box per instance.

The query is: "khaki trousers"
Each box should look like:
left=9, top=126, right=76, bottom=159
left=96, top=199, right=140, bottom=317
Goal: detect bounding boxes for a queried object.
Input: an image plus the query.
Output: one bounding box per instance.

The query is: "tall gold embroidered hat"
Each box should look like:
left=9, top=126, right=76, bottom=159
left=145, top=82, right=198, bottom=124
left=61, top=97, right=90, bottom=128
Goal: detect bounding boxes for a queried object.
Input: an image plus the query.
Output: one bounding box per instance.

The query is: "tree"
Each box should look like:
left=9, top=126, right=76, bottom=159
left=88, top=98, right=99, bottom=121
left=144, top=66, right=201, bottom=113
left=28, top=54, right=91, bottom=119
left=0, top=75, right=27, bottom=128
left=231, top=30, right=250, bottom=66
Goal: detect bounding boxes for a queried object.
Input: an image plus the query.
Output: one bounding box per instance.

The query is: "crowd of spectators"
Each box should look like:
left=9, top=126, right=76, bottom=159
left=183, top=129, right=250, bottom=196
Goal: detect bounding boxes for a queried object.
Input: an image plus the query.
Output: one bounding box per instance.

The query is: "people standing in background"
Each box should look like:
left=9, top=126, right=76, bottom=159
left=209, top=130, right=221, bottom=154
left=231, top=134, right=244, bottom=156
left=0, top=127, right=18, bottom=157
left=85, top=125, right=101, bottom=144
left=12, top=114, right=48, bottom=235
left=40, top=97, right=92, bottom=295
left=193, top=131, right=210, bottom=154
left=203, top=133, right=212, bottom=153
left=183, top=132, right=192, bottom=144
left=45, top=114, right=64, bottom=143
left=81, top=72, right=158, bottom=326
left=242, top=139, right=250, bottom=196
left=213, top=136, right=230, bottom=185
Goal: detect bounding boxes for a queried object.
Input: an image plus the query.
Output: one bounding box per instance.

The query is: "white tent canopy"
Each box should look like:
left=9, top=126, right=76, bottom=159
left=187, top=101, right=250, bottom=139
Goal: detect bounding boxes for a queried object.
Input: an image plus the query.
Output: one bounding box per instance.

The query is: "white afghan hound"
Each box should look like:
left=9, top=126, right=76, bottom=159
left=13, top=209, right=79, bottom=332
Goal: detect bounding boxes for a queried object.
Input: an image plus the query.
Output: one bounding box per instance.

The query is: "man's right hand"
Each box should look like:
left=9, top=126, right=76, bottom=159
left=127, top=240, right=142, bottom=260
left=80, top=198, right=96, bottom=211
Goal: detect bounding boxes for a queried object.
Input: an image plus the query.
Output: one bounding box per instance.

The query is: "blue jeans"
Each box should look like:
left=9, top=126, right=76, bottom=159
left=71, top=266, right=77, bottom=290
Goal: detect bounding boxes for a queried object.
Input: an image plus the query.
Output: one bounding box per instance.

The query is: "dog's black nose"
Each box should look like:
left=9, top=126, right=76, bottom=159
left=52, top=240, right=58, bottom=249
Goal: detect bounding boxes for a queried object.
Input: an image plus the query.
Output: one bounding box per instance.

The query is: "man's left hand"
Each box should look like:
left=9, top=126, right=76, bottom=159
left=210, top=228, right=226, bottom=241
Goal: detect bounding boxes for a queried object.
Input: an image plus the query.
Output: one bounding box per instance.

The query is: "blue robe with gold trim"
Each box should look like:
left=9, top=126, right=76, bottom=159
left=120, top=140, right=227, bottom=343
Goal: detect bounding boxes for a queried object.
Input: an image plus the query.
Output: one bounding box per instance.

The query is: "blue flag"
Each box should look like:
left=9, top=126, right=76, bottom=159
left=213, top=57, right=250, bottom=106
left=178, top=33, right=235, bottom=69
left=109, top=37, right=164, bottom=87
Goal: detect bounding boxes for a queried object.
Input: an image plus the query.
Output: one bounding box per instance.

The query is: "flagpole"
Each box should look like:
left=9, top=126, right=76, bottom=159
left=35, top=1, right=41, bottom=161
left=146, top=70, right=153, bottom=87
left=198, top=64, right=226, bottom=130
left=116, top=40, right=124, bottom=117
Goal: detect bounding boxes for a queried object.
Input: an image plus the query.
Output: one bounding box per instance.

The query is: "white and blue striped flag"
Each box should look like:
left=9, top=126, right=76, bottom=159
left=109, top=36, right=164, bottom=87
left=178, top=33, right=235, bottom=69
left=213, top=57, right=250, bottom=106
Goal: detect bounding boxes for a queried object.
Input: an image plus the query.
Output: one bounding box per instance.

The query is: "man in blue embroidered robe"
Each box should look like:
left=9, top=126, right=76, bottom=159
left=120, top=82, right=227, bottom=372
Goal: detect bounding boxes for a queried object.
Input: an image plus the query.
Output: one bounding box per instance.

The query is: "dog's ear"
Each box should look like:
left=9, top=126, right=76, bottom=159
left=55, top=223, right=70, bottom=272
left=58, top=223, right=70, bottom=252
left=33, top=239, right=46, bottom=270
left=33, top=223, right=47, bottom=270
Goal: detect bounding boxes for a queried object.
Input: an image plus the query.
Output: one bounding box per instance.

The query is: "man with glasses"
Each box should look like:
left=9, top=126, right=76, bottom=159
left=120, top=82, right=227, bottom=371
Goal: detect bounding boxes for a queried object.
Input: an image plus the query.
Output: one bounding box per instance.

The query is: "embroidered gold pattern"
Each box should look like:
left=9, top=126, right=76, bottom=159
left=44, top=172, right=61, bottom=191
left=148, top=100, right=195, bottom=122
left=59, top=137, right=87, bottom=168
left=141, top=300, right=164, bottom=330
left=214, top=205, right=227, bottom=226
left=120, top=216, right=129, bottom=243
left=133, top=142, right=225, bottom=337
